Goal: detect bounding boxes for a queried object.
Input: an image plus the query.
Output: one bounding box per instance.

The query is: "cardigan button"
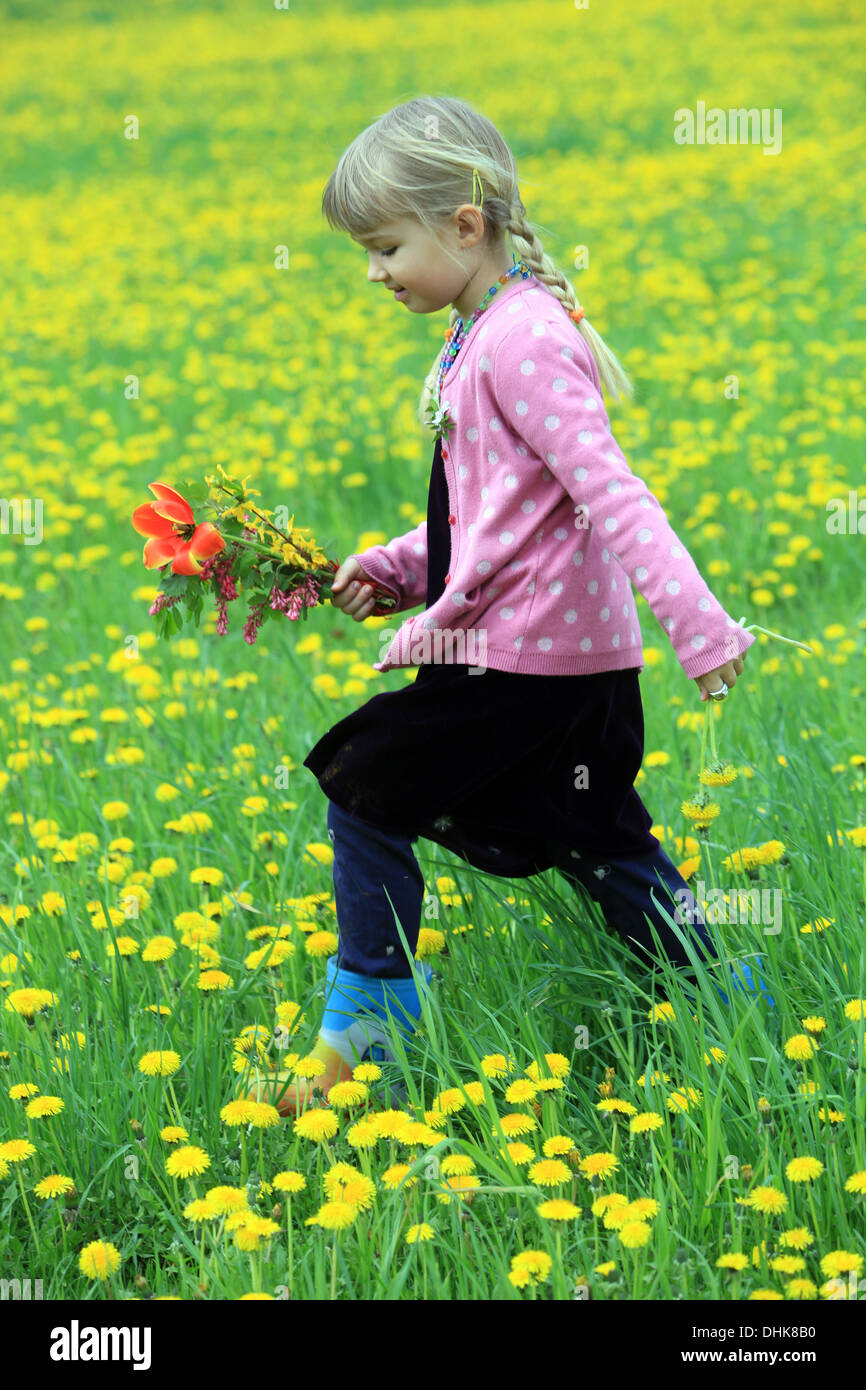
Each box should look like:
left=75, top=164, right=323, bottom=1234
left=448, top=514, right=456, bottom=525
left=442, top=449, right=448, bottom=460
left=444, top=573, right=451, bottom=584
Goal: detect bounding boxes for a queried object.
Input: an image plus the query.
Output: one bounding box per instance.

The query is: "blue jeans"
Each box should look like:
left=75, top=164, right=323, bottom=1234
left=324, top=797, right=774, bottom=1008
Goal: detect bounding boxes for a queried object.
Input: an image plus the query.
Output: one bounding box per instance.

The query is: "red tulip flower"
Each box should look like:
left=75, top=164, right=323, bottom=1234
left=132, top=482, right=226, bottom=575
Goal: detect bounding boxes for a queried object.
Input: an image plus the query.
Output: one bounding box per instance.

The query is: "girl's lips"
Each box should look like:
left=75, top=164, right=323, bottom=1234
left=394, top=288, right=408, bottom=300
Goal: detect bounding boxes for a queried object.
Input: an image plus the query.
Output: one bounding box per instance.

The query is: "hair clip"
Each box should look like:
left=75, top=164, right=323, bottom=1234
left=472, top=168, right=484, bottom=209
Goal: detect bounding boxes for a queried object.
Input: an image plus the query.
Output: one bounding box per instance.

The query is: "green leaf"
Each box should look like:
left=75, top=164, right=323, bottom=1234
left=160, top=571, right=189, bottom=599
left=181, top=478, right=208, bottom=506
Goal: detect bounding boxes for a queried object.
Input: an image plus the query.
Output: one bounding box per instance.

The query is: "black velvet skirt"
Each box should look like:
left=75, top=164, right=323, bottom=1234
left=302, top=438, right=659, bottom=878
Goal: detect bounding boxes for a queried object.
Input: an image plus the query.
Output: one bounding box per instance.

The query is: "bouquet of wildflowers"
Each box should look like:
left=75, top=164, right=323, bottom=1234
left=130, top=466, right=398, bottom=644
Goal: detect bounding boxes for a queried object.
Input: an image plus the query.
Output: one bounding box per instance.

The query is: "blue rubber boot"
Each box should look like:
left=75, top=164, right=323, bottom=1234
left=717, top=956, right=776, bottom=1011
left=675, top=955, right=776, bottom=1020
left=319, top=958, right=435, bottom=1101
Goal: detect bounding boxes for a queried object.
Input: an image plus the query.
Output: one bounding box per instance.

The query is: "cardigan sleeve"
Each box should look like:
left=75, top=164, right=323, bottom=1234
left=491, top=317, right=756, bottom=680
left=347, top=521, right=428, bottom=616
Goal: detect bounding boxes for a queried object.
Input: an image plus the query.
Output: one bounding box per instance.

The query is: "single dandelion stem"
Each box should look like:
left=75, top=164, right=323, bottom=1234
left=17, top=1168, right=40, bottom=1255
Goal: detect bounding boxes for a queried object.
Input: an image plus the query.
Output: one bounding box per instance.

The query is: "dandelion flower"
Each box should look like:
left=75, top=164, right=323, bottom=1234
left=138, top=1050, right=181, bottom=1077
left=0, top=1139, right=36, bottom=1163
left=745, top=1185, right=788, bottom=1215
left=597, top=1098, right=638, bottom=1117
left=779, top=1228, right=814, bottom=1250
left=183, top=1198, right=219, bottom=1222
left=666, top=1087, right=702, bottom=1113
left=536, top=1199, right=581, bottom=1221
left=34, top=1174, right=76, bottom=1199
left=579, top=1151, right=619, bottom=1181
left=786, top=1156, right=824, bottom=1183
left=352, top=1061, right=381, bottom=1083
left=630, top=1112, right=664, bottom=1134
left=273, top=1171, right=306, bottom=1194
left=405, top=1223, right=434, bottom=1243
left=293, top=1109, right=339, bottom=1143
left=648, top=1001, right=676, bottom=1024
left=819, top=1250, right=863, bottom=1278
left=304, top=931, right=338, bottom=960
left=205, top=1186, right=249, bottom=1214
left=681, top=799, right=720, bottom=827
left=525, top=1053, right=570, bottom=1081
left=785, top=1278, right=818, bottom=1299
left=235, top=1217, right=280, bottom=1251
left=25, top=1096, right=64, bottom=1118
left=801, top=1016, right=826, bottom=1034
left=9, top=1082, right=40, bottom=1102
left=496, top=1112, right=537, bottom=1138
left=435, top=1174, right=481, bottom=1205
left=326, top=1081, right=369, bottom=1109
left=440, top=1154, right=476, bottom=1177
left=160, top=1125, right=188, bottom=1143
left=198, top=969, right=233, bottom=991
left=79, top=1240, right=121, bottom=1281
left=592, top=1193, right=629, bottom=1217
left=505, top=1141, right=535, bottom=1165
left=430, top=1088, right=467, bottom=1117
left=618, top=1221, right=651, bottom=1249
left=504, top=1079, right=539, bottom=1104
left=716, top=1253, right=749, bottom=1270
left=480, top=1054, right=515, bottom=1079
left=165, top=1145, right=210, bottom=1179
left=305, top=1201, right=357, bottom=1231
left=508, top=1249, right=552, bottom=1287
left=220, top=1100, right=256, bottom=1126
left=245, top=1102, right=281, bottom=1129
left=381, top=1164, right=419, bottom=1192
left=528, top=1158, right=571, bottom=1187
left=628, top=1197, right=660, bottom=1221
left=5, top=988, right=56, bottom=1018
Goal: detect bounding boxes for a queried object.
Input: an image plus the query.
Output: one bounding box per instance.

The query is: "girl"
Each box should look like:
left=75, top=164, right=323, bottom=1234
left=246, top=95, right=774, bottom=1118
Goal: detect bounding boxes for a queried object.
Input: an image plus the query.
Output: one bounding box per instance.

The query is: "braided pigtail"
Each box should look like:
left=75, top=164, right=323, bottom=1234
left=507, top=202, right=634, bottom=404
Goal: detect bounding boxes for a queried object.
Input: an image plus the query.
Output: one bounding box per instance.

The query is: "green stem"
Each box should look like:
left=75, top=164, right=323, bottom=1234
left=16, top=1168, right=40, bottom=1255
left=632, top=1246, right=642, bottom=1299
left=742, top=621, right=813, bottom=653
left=57, top=1204, right=68, bottom=1255
left=166, top=1079, right=185, bottom=1130
left=286, top=1197, right=294, bottom=1294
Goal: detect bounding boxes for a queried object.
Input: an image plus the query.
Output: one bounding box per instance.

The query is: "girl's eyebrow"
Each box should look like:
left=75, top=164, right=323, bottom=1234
left=354, top=232, right=397, bottom=247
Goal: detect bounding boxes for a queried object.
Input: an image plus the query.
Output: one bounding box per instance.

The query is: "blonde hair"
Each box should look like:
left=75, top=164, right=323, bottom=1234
left=322, top=94, right=634, bottom=429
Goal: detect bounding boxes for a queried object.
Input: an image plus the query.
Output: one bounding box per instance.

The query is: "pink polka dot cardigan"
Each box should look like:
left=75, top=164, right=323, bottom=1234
left=350, top=274, right=756, bottom=679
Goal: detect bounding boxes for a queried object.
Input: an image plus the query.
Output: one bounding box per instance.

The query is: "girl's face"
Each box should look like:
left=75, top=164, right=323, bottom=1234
left=353, top=214, right=476, bottom=314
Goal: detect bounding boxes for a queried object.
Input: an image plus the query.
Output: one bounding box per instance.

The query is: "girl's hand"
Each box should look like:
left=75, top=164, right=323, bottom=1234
left=694, top=651, right=747, bottom=702
left=329, top=557, right=379, bottom=622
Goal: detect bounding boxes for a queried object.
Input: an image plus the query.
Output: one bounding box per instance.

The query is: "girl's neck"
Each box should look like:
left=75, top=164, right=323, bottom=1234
left=452, top=251, right=522, bottom=320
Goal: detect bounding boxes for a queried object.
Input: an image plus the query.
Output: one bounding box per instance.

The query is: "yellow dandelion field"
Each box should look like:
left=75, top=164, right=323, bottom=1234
left=0, top=0, right=863, bottom=1320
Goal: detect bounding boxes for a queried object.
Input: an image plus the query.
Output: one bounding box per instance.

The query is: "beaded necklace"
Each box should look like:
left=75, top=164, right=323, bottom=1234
left=426, top=254, right=532, bottom=440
